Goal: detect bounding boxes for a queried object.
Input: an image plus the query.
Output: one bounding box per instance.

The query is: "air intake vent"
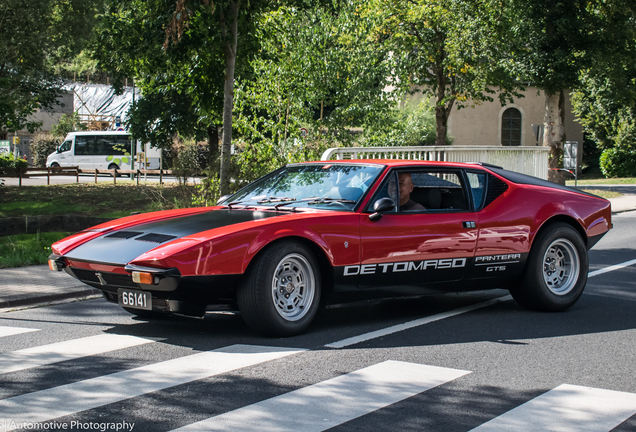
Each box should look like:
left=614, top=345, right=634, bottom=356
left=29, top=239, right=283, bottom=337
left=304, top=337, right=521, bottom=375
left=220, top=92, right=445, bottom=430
left=104, top=231, right=143, bottom=239
left=484, top=174, right=509, bottom=207
left=135, top=233, right=177, bottom=244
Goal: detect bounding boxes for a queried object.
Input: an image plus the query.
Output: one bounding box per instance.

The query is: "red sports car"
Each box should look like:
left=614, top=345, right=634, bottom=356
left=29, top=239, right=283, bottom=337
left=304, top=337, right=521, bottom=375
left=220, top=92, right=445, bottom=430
left=49, top=160, right=611, bottom=336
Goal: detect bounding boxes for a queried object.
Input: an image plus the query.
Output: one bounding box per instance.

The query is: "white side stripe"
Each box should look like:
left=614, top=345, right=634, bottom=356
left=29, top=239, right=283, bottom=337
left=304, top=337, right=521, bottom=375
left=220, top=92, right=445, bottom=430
left=0, top=326, right=39, bottom=338
left=588, top=258, right=636, bottom=278
left=0, top=344, right=304, bottom=430
left=173, top=360, right=470, bottom=432
left=471, top=384, right=636, bottom=432
left=0, top=334, right=155, bottom=375
left=326, top=295, right=512, bottom=348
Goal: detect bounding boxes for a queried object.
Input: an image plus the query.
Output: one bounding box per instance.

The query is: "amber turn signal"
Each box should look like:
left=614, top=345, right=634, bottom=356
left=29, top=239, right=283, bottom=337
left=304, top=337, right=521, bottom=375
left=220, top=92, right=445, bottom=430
left=132, top=271, right=154, bottom=284
left=48, top=260, right=58, bottom=271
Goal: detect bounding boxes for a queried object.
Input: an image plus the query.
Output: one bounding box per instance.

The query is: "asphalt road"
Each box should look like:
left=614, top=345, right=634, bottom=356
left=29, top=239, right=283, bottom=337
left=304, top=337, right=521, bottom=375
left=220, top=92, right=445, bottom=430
left=0, top=211, right=635, bottom=432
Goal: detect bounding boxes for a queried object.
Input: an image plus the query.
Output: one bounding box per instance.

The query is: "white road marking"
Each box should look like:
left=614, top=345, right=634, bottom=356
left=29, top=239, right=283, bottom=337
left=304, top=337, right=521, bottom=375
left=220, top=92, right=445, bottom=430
left=0, top=334, right=156, bottom=375
left=471, top=383, right=636, bottom=432
left=325, top=257, right=636, bottom=350
left=0, top=344, right=304, bottom=430
left=588, top=258, right=636, bottom=278
left=172, top=360, right=470, bottom=432
left=0, top=326, right=39, bottom=338
left=325, top=295, right=512, bottom=349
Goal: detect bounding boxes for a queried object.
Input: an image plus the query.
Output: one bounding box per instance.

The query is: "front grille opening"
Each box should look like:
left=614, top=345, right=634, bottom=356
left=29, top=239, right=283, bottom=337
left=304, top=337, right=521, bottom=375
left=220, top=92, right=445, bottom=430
left=135, top=233, right=177, bottom=244
left=72, top=268, right=100, bottom=283
left=104, top=231, right=143, bottom=239
left=70, top=268, right=137, bottom=288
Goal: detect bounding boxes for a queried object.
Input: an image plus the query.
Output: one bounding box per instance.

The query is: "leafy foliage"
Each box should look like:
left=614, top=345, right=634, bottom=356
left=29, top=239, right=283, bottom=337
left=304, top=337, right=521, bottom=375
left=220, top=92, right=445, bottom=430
left=231, top=1, right=396, bottom=180
left=367, top=0, right=521, bottom=145
left=361, top=101, right=448, bottom=147
left=568, top=1, right=636, bottom=177
left=0, top=152, right=28, bottom=169
left=51, top=112, right=89, bottom=137
left=29, top=133, right=62, bottom=167
left=503, top=0, right=635, bottom=180
left=0, top=0, right=103, bottom=132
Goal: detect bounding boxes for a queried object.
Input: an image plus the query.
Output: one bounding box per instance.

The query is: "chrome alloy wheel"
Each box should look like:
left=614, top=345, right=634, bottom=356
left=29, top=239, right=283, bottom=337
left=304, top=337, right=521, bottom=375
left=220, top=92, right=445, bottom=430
left=271, top=253, right=316, bottom=321
left=542, top=239, right=580, bottom=295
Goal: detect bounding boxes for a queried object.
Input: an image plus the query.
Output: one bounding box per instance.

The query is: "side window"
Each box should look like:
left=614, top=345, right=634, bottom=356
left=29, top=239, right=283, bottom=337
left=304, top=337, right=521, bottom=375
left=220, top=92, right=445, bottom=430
left=59, top=140, right=72, bottom=153
left=96, top=135, right=129, bottom=155
left=466, top=172, right=486, bottom=209
left=74, top=136, right=92, bottom=155
left=408, top=170, right=468, bottom=211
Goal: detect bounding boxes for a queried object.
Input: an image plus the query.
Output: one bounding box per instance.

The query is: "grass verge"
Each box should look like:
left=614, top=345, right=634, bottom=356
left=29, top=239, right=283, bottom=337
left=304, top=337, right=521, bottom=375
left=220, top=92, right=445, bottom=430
left=0, top=232, right=72, bottom=268
left=581, top=189, right=624, bottom=199
left=567, top=177, right=636, bottom=186
left=0, top=182, right=195, bottom=218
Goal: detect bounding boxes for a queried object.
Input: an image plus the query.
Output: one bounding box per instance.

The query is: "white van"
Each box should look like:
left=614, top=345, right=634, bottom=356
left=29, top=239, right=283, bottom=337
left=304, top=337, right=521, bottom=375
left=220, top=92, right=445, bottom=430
left=46, top=131, right=161, bottom=170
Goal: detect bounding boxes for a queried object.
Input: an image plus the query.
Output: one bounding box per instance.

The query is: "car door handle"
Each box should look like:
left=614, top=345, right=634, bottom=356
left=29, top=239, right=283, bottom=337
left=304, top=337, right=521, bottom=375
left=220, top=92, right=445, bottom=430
left=463, top=221, right=476, bottom=229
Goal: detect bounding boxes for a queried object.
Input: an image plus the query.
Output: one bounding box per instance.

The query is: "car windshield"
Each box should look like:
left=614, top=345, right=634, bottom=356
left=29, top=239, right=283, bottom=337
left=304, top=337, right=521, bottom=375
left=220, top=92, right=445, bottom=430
left=226, top=163, right=384, bottom=211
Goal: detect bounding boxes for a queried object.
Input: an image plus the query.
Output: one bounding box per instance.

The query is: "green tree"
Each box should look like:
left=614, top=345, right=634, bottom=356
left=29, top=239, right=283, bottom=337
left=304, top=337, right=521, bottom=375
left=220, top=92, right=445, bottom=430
left=0, top=0, right=102, bottom=132
left=506, top=0, right=634, bottom=182
left=368, top=0, right=521, bottom=146
left=232, top=1, right=396, bottom=177
left=51, top=112, right=89, bottom=137
left=95, top=0, right=311, bottom=195
left=94, top=0, right=228, bottom=177
left=569, top=2, right=636, bottom=177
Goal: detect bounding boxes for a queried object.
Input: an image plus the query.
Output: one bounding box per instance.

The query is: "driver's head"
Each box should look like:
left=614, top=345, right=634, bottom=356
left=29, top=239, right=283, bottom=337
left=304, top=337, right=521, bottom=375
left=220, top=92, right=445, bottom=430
left=398, top=173, right=414, bottom=206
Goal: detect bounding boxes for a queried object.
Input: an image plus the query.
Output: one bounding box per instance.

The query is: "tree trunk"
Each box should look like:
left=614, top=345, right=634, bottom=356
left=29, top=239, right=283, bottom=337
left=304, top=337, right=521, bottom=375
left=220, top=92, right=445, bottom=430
left=219, top=1, right=239, bottom=196
left=543, top=90, right=566, bottom=184
left=207, top=124, right=219, bottom=175
left=434, top=105, right=449, bottom=147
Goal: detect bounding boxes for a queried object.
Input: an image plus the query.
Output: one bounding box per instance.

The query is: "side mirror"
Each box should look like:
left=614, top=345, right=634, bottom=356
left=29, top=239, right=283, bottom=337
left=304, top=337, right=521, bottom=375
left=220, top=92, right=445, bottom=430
left=369, top=198, right=395, bottom=222
left=57, top=148, right=62, bottom=154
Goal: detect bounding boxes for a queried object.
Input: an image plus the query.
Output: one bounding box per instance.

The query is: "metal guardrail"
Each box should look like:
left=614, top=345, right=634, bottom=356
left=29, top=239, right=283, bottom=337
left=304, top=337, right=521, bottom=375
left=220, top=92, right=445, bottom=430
left=1, top=167, right=174, bottom=186
left=320, top=146, right=550, bottom=180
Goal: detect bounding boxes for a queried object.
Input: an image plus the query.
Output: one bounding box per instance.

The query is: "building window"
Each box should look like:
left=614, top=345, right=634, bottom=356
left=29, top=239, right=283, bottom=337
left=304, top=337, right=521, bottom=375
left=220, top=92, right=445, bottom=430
left=502, top=108, right=522, bottom=146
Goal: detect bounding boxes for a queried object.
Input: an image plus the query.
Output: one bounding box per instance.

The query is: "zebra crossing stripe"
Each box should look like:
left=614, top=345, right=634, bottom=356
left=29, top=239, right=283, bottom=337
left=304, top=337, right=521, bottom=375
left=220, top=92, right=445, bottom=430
left=0, top=334, right=156, bottom=375
left=172, top=360, right=470, bottom=432
left=325, top=296, right=512, bottom=349
left=471, top=383, right=636, bottom=432
left=0, top=326, right=39, bottom=338
left=0, top=344, right=304, bottom=430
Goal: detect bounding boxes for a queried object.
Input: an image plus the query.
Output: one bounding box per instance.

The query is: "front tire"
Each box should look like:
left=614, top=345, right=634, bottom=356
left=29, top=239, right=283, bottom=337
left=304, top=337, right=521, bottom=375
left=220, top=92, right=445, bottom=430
left=510, top=222, right=588, bottom=312
left=237, top=241, right=321, bottom=337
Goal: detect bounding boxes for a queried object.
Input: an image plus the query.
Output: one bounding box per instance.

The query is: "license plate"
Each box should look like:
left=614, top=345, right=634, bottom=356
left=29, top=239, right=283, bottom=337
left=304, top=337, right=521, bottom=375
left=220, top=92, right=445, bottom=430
left=118, top=289, right=152, bottom=310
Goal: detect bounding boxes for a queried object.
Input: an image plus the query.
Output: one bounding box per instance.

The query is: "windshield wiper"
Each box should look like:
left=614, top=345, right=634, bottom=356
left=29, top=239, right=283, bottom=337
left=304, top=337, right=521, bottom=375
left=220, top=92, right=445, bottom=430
left=306, top=198, right=357, bottom=205
left=257, top=197, right=297, bottom=204
left=225, top=201, right=256, bottom=210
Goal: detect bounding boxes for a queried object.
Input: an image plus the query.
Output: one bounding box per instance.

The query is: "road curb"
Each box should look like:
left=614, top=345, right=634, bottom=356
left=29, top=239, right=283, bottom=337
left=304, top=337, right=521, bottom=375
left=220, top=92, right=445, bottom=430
left=0, top=287, right=102, bottom=310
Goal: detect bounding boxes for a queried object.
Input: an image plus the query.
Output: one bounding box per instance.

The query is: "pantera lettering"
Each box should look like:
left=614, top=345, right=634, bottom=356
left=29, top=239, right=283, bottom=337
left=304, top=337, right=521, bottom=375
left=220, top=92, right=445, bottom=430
left=475, top=254, right=521, bottom=263
left=344, top=258, right=467, bottom=276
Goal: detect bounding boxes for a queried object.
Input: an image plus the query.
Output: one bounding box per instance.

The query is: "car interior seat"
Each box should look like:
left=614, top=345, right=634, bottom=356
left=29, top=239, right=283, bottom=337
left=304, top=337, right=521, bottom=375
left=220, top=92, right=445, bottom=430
left=411, top=188, right=441, bottom=209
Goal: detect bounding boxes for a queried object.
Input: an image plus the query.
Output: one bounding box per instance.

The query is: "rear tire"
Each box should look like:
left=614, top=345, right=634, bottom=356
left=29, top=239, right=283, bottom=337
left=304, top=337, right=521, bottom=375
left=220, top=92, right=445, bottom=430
left=510, top=223, right=588, bottom=312
left=237, top=241, right=321, bottom=337
left=108, top=163, right=120, bottom=177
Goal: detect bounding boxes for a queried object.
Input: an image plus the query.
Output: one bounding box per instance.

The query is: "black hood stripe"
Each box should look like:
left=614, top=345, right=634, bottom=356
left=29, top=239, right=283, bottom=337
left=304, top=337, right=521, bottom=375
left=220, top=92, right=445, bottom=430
left=64, top=209, right=282, bottom=265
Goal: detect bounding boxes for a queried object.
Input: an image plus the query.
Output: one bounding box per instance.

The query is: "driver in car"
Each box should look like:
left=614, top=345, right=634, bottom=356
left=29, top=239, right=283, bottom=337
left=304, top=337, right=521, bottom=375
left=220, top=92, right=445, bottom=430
left=398, top=173, right=425, bottom=211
